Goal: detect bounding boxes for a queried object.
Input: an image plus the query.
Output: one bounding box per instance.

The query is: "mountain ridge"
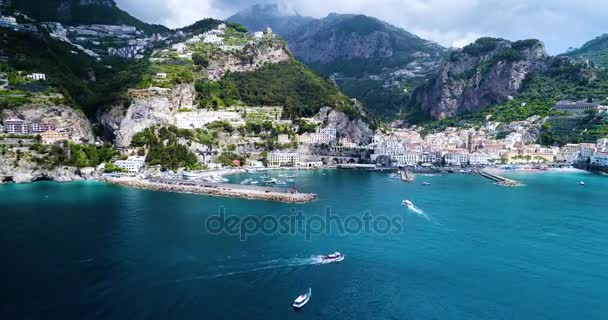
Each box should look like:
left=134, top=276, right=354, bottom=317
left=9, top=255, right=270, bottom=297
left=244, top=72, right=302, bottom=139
left=10, top=0, right=169, bottom=34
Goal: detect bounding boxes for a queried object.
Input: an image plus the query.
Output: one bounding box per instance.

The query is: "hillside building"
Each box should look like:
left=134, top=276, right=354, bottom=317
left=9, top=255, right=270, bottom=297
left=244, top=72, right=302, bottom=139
left=3, top=119, right=29, bottom=134
left=41, top=130, right=68, bottom=144
left=114, top=156, right=146, bottom=173
left=554, top=100, right=604, bottom=113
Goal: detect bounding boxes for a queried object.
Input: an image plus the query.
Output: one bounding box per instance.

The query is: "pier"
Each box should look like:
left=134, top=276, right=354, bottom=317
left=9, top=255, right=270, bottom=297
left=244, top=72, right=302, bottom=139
left=101, top=177, right=318, bottom=203
left=478, top=170, right=522, bottom=186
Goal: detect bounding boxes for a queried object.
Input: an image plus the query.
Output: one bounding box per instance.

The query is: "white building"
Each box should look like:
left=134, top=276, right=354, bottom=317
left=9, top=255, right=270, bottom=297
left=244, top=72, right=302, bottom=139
left=469, top=152, right=495, bottom=165
left=114, top=156, right=146, bottom=173
left=175, top=111, right=243, bottom=129
left=392, top=152, right=420, bottom=166
left=0, top=16, right=17, bottom=27
left=253, top=31, right=264, bottom=39
left=26, top=73, right=46, bottom=81
left=591, top=152, right=608, bottom=166
left=278, top=134, right=291, bottom=144
left=597, top=138, right=608, bottom=151
left=267, top=152, right=299, bottom=167
left=339, top=137, right=357, bottom=148
left=298, top=126, right=337, bottom=145
left=203, top=34, right=223, bottom=45
left=171, top=43, right=187, bottom=53
left=444, top=150, right=469, bottom=166
left=420, top=152, right=438, bottom=164
left=578, top=143, right=597, bottom=161
left=554, top=100, right=603, bottom=113
left=3, top=119, right=29, bottom=134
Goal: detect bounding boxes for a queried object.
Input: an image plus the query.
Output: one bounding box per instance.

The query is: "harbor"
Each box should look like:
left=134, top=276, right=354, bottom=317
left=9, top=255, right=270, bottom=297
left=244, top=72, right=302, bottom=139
left=101, top=176, right=318, bottom=203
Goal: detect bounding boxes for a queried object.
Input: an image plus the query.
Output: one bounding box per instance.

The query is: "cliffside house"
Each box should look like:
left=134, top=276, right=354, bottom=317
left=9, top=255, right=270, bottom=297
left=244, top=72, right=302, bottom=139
left=26, top=73, right=46, bottom=81
left=267, top=152, right=299, bottom=167
left=41, top=130, right=69, bottom=144
left=114, top=156, right=146, bottom=173
left=3, top=119, right=30, bottom=134
left=591, top=152, right=608, bottom=166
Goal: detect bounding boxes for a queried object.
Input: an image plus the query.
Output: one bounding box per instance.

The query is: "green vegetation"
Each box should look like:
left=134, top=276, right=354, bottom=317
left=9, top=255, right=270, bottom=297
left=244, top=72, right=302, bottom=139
left=67, top=143, right=116, bottom=168
left=541, top=112, right=608, bottom=145
left=419, top=62, right=608, bottom=144
left=462, top=37, right=503, bottom=56
left=563, top=34, right=608, bottom=68
left=103, top=162, right=127, bottom=173
left=28, top=142, right=115, bottom=168
left=12, top=0, right=169, bottom=35
left=196, top=61, right=353, bottom=119
left=130, top=126, right=200, bottom=170
left=178, top=18, right=223, bottom=34
left=0, top=29, right=149, bottom=116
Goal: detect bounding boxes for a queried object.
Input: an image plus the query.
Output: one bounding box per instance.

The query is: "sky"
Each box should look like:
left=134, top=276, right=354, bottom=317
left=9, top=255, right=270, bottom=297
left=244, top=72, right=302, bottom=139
left=115, top=0, right=608, bottom=54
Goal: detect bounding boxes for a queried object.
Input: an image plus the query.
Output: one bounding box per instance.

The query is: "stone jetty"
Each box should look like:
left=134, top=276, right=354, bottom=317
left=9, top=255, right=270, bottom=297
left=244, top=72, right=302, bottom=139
left=478, top=170, right=522, bottom=186
left=101, top=177, right=318, bottom=203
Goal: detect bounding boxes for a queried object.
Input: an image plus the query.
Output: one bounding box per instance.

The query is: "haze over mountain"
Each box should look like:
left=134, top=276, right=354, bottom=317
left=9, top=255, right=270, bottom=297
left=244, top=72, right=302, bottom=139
left=228, top=5, right=448, bottom=119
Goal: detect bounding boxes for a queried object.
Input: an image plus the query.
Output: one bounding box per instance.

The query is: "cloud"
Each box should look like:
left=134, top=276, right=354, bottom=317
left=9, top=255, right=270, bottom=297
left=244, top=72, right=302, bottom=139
left=115, top=0, right=608, bottom=54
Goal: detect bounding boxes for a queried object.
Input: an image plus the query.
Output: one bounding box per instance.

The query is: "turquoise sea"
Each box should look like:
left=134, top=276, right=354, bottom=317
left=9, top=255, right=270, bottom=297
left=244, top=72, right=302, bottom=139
left=1, top=170, right=607, bottom=319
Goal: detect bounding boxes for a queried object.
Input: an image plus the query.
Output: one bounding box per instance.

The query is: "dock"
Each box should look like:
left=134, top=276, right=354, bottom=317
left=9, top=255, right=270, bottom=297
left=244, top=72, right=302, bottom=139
left=101, top=177, right=318, bottom=203
left=478, top=170, right=522, bottom=186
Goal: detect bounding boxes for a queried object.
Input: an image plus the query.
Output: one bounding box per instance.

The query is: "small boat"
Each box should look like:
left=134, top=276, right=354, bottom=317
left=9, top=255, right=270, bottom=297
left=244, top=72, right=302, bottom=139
left=292, top=288, right=312, bottom=309
left=401, top=199, right=414, bottom=208
left=580, top=181, right=585, bottom=186
left=321, top=252, right=345, bottom=263
left=422, top=182, right=431, bottom=186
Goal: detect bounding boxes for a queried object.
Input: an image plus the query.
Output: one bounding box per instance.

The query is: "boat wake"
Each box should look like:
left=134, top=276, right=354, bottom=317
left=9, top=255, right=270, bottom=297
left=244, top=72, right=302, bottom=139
left=172, top=256, right=324, bottom=283
left=408, top=206, right=431, bottom=221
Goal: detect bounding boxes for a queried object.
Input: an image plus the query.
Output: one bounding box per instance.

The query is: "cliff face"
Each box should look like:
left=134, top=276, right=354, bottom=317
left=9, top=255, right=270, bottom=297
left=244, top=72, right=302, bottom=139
left=412, top=38, right=549, bottom=120
left=206, top=39, right=291, bottom=81
left=100, top=84, right=195, bottom=148
left=1, top=103, right=94, bottom=142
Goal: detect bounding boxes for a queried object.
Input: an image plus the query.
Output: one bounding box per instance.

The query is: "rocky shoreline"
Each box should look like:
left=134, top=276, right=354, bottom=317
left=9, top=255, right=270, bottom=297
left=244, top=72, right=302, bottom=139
left=100, top=176, right=318, bottom=203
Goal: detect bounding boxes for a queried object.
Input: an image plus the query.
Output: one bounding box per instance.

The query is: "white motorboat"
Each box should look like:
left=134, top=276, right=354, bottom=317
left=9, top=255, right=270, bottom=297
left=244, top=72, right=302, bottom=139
left=422, top=182, right=431, bottom=186
left=292, top=288, right=311, bottom=309
left=580, top=181, right=585, bottom=186
left=321, top=252, right=345, bottom=263
left=401, top=199, right=414, bottom=208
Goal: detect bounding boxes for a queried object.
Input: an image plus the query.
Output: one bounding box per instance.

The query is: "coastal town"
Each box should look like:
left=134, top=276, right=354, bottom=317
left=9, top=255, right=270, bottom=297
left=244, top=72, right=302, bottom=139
left=2, top=98, right=608, bottom=174
left=1, top=3, right=608, bottom=201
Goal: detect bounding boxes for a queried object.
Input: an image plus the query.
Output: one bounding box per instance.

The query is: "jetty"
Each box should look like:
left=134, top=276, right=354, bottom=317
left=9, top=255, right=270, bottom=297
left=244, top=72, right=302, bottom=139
left=101, top=177, right=318, bottom=203
left=478, top=170, right=522, bottom=186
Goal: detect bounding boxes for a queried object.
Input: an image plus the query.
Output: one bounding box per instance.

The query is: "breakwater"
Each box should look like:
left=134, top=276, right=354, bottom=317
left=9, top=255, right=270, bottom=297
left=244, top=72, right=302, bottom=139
left=101, top=177, right=318, bottom=203
left=478, top=170, right=522, bottom=186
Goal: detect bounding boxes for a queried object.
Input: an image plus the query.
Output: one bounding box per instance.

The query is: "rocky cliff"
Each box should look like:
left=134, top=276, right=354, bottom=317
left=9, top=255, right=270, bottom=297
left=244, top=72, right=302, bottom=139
left=207, top=39, right=291, bottom=81
left=1, top=102, right=94, bottom=142
left=100, top=84, right=195, bottom=147
left=412, top=38, right=549, bottom=120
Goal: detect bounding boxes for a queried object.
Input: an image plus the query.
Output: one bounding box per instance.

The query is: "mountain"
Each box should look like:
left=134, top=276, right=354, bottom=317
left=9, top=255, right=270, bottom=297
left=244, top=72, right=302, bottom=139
left=226, top=3, right=314, bottom=36
left=412, top=38, right=548, bottom=120
left=563, top=34, right=608, bottom=68
left=10, top=0, right=168, bottom=34
left=283, top=13, right=446, bottom=75
left=411, top=37, right=607, bottom=123
left=228, top=6, right=448, bottom=119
